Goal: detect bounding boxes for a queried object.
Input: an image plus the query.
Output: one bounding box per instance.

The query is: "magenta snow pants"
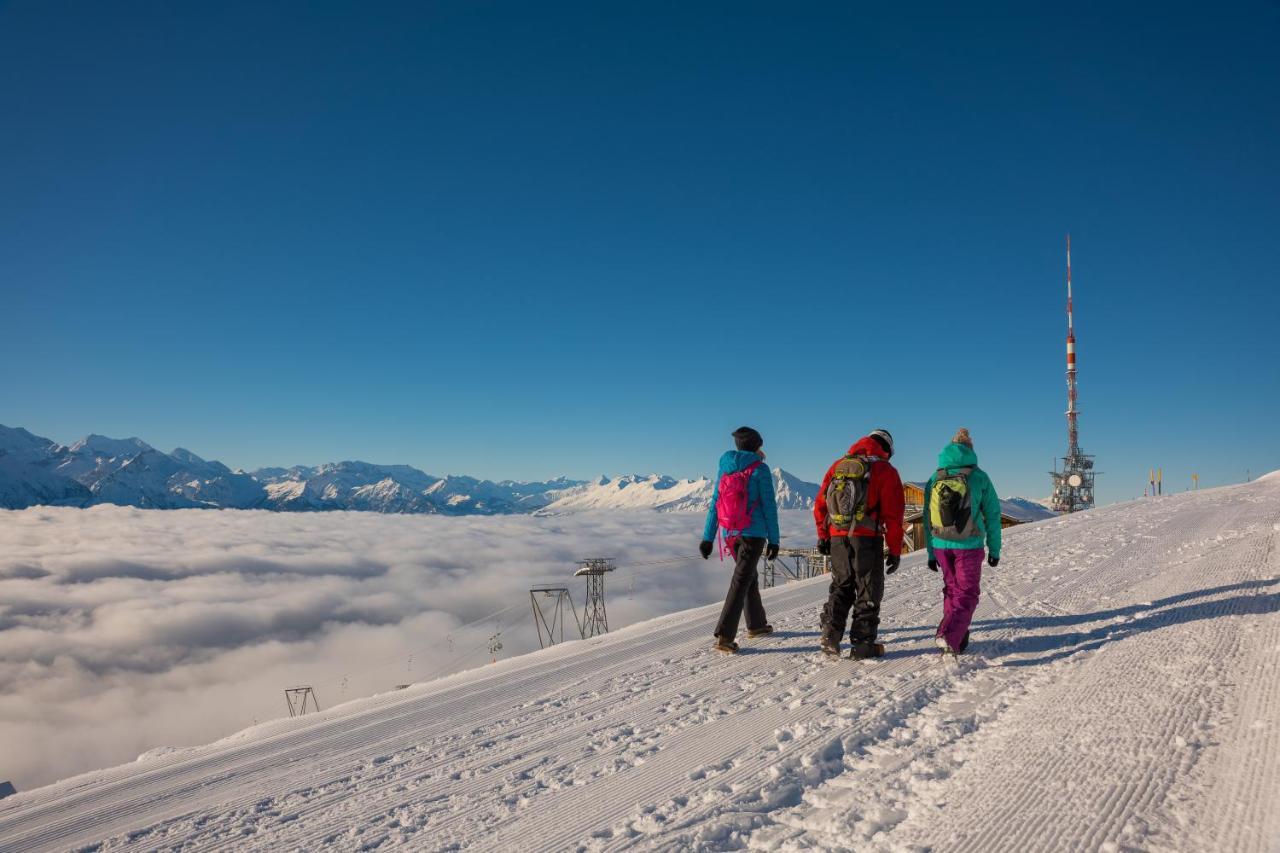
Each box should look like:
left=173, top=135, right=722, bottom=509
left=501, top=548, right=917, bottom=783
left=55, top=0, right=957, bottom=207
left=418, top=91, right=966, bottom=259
left=936, top=547, right=984, bottom=651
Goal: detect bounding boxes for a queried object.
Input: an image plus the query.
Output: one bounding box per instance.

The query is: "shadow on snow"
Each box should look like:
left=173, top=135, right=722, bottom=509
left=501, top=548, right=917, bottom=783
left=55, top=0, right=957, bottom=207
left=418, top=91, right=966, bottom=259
left=739, top=578, right=1278, bottom=666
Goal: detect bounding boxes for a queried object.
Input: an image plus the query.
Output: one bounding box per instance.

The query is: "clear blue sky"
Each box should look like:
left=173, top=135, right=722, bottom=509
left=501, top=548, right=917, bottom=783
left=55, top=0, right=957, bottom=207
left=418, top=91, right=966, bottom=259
left=3, top=1, right=1277, bottom=502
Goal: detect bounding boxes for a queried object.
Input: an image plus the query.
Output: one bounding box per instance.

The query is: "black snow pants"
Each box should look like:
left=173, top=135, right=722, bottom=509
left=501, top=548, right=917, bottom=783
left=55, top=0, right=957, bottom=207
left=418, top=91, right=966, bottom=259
left=713, top=536, right=768, bottom=641
left=820, top=534, right=885, bottom=645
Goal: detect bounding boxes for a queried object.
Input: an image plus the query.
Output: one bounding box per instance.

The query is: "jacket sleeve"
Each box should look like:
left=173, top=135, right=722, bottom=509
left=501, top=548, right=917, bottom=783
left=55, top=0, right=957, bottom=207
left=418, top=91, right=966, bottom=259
left=877, top=464, right=906, bottom=557
left=757, top=464, right=780, bottom=545
left=923, top=475, right=936, bottom=559
left=702, top=474, right=720, bottom=542
left=814, top=462, right=834, bottom=540
left=980, top=470, right=1002, bottom=558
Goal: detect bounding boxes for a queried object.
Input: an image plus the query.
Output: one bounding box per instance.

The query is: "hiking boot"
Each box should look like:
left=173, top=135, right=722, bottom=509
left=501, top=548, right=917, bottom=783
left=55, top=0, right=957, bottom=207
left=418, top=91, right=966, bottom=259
left=819, top=637, right=841, bottom=657
left=958, top=631, right=970, bottom=654
left=850, top=641, right=885, bottom=660
left=747, top=624, right=775, bottom=638
left=713, top=637, right=740, bottom=654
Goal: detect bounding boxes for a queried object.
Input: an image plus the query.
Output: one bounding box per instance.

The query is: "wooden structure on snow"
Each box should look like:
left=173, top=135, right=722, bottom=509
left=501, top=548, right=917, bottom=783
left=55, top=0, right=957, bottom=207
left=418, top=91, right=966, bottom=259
left=901, top=481, right=1028, bottom=554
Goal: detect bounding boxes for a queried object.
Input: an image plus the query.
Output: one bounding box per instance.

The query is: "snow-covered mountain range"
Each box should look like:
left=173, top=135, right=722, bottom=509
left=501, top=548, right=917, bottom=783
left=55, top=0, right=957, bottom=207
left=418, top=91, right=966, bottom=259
left=0, top=425, right=817, bottom=515
left=0, top=424, right=1054, bottom=519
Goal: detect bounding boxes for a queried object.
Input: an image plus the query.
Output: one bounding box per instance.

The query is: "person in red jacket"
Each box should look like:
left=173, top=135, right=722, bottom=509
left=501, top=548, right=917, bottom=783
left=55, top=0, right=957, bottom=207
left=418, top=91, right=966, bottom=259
left=814, top=429, right=905, bottom=659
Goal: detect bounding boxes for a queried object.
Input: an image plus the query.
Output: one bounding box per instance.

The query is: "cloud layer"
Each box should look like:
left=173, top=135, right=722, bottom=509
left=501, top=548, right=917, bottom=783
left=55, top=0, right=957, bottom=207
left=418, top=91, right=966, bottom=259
left=0, top=506, right=813, bottom=790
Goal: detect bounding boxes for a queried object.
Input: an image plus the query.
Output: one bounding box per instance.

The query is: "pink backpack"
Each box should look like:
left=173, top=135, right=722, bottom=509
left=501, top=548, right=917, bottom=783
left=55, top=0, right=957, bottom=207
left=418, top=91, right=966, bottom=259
left=716, top=460, right=762, bottom=558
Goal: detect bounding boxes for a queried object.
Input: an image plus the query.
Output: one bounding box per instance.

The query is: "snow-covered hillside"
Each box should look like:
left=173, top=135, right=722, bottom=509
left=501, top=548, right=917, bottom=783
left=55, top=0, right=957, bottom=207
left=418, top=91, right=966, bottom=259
left=2, top=477, right=1276, bottom=851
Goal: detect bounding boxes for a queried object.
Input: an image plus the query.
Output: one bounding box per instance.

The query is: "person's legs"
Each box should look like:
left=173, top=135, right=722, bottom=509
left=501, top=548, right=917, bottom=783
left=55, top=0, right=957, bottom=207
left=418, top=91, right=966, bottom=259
left=848, top=535, right=886, bottom=645
left=820, top=537, right=856, bottom=644
left=936, top=548, right=959, bottom=641
left=714, top=537, right=766, bottom=640
left=744, top=562, right=768, bottom=632
left=940, top=548, right=984, bottom=651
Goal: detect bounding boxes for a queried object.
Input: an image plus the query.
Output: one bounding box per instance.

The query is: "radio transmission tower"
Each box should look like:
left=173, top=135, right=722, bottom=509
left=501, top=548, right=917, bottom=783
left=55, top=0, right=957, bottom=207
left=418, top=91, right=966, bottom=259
left=574, top=558, right=615, bottom=637
left=1049, top=234, right=1100, bottom=512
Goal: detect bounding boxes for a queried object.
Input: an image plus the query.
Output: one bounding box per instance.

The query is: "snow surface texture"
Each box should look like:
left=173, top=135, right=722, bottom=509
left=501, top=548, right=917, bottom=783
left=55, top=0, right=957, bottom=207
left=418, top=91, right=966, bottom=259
left=0, top=424, right=818, bottom=513
left=1, top=479, right=1277, bottom=851
left=0, top=506, right=814, bottom=789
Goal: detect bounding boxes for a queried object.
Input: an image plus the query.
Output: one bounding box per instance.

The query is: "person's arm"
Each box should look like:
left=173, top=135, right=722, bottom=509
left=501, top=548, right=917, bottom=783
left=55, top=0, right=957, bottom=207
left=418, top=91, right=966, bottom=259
left=814, top=463, right=834, bottom=540
left=758, top=464, right=780, bottom=545
left=923, top=475, right=936, bottom=560
left=702, top=472, right=721, bottom=542
left=879, top=464, right=906, bottom=557
left=980, top=470, right=1002, bottom=559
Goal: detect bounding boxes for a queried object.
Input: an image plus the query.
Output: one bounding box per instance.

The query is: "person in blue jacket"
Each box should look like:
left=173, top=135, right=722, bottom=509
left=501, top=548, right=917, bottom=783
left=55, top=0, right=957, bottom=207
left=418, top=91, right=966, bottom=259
left=699, top=426, right=780, bottom=653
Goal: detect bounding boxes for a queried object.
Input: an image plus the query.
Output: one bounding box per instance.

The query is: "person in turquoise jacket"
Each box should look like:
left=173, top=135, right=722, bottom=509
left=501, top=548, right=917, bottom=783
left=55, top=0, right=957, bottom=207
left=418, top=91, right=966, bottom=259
left=699, top=426, right=780, bottom=653
left=922, top=428, right=1002, bottom=653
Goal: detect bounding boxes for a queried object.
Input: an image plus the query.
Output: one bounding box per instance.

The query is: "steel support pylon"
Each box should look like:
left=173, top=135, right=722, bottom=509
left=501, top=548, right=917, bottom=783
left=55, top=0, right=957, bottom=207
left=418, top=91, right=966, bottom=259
left=574, top=558, right=615, bottom=637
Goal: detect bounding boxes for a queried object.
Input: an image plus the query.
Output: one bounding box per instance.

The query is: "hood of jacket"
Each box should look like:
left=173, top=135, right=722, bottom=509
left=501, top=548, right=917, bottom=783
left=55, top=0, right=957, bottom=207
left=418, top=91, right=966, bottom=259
left=848, top=436, right=889, bottom=459
left=718, top=449, right=764, bottom=475
left=936, top=442, right=979, bottom=470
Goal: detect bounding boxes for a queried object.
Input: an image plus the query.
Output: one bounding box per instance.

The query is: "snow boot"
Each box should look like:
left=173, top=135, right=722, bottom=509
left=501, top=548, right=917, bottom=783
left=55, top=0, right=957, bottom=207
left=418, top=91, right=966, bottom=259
left=747, top=624, right=775, bottom=638
left=820, top=637, right=841, bottom=658
left=713, top=637, right=740, bottom=654
left=850, top=641, right=885, bottom=660
left=958, top=631, right=970, bottom=654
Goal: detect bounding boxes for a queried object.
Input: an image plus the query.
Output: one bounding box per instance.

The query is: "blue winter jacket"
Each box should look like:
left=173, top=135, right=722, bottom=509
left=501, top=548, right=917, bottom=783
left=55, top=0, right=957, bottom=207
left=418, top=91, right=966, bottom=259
left=702, top=450, right=780, bottom=546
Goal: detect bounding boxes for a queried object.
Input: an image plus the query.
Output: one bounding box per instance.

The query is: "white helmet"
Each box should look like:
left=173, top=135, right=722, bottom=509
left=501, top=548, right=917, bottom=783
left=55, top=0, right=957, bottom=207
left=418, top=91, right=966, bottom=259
left=868, top=428, right=894, bottom=458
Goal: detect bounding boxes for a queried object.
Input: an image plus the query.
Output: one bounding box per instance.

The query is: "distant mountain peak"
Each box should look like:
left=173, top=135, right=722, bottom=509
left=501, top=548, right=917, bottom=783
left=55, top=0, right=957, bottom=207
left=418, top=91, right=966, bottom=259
left=169, top=447, right=207, bottom=466
left=67, top=434, right=153, bottom=458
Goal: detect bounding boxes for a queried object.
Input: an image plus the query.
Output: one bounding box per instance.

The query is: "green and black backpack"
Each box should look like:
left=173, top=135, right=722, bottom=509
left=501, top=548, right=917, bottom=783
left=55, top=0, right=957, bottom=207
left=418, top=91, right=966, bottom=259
left=825, top=454, right=880, bottom=534
left=929, top=467, right=981, bottom=541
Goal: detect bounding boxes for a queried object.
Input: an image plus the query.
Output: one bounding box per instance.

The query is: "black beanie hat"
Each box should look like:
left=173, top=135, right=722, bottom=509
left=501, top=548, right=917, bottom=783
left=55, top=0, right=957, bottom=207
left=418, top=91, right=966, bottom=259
left=732, top=426, right=764, bottom=453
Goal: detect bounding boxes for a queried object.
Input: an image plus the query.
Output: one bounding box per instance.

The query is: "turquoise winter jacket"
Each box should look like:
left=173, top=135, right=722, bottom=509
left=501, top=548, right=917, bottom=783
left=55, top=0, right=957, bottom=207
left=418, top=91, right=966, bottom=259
left=702, top=450, right=780, bottom=546
left=923, top=443, right=1002, bottom=558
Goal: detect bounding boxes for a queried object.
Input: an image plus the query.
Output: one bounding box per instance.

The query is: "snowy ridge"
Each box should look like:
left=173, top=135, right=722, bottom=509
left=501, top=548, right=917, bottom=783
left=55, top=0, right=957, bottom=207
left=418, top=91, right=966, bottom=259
left=536, top=473, right=713, bottom=513
left=998, top=496, right=1058, bottom=522
left=1, top=477, right=1277, bottom=850
left=536, top=469, right=816, bottom=514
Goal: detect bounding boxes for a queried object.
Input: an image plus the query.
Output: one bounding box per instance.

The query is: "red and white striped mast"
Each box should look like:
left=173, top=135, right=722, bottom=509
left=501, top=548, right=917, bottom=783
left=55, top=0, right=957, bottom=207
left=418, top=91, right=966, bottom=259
left=1065, top=234, right=1079, bottom=457
left=1050, top=233, right=1096, bottom=513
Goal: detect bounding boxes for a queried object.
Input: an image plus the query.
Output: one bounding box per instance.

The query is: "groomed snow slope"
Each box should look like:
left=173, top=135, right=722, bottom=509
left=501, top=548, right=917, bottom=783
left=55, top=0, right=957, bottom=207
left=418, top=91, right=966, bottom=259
left=2, top=478, right=1278, bottom=851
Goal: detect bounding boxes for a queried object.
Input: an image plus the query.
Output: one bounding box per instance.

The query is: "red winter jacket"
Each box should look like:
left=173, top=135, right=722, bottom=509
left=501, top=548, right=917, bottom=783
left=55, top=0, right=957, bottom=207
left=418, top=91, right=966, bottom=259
left=814, top=436, right=906, bottom=556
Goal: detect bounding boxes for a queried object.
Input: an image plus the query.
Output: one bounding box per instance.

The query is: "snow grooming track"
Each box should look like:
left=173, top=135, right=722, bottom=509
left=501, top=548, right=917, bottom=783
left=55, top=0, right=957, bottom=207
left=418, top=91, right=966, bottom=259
left=0, top=480, right=1278, bottom=851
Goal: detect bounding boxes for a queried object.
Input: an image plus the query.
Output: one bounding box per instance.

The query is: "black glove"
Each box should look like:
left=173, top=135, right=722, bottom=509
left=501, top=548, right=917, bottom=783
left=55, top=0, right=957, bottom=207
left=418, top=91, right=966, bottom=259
left=885, top=554, right=900, bottom=575
left=928, top=558, right=938, bottom=572
left=988, top=555, right=1000, bottom=568
left=765, top=543, right=779, bottom=560
left=699, top=540, right=713, bottom=560
left=817, top=538, right=831, bottom=556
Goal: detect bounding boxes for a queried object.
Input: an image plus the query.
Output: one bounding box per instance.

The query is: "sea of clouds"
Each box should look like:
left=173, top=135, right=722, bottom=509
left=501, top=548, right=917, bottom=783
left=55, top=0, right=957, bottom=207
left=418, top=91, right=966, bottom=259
left=0, top=505, right=814, bottom=790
